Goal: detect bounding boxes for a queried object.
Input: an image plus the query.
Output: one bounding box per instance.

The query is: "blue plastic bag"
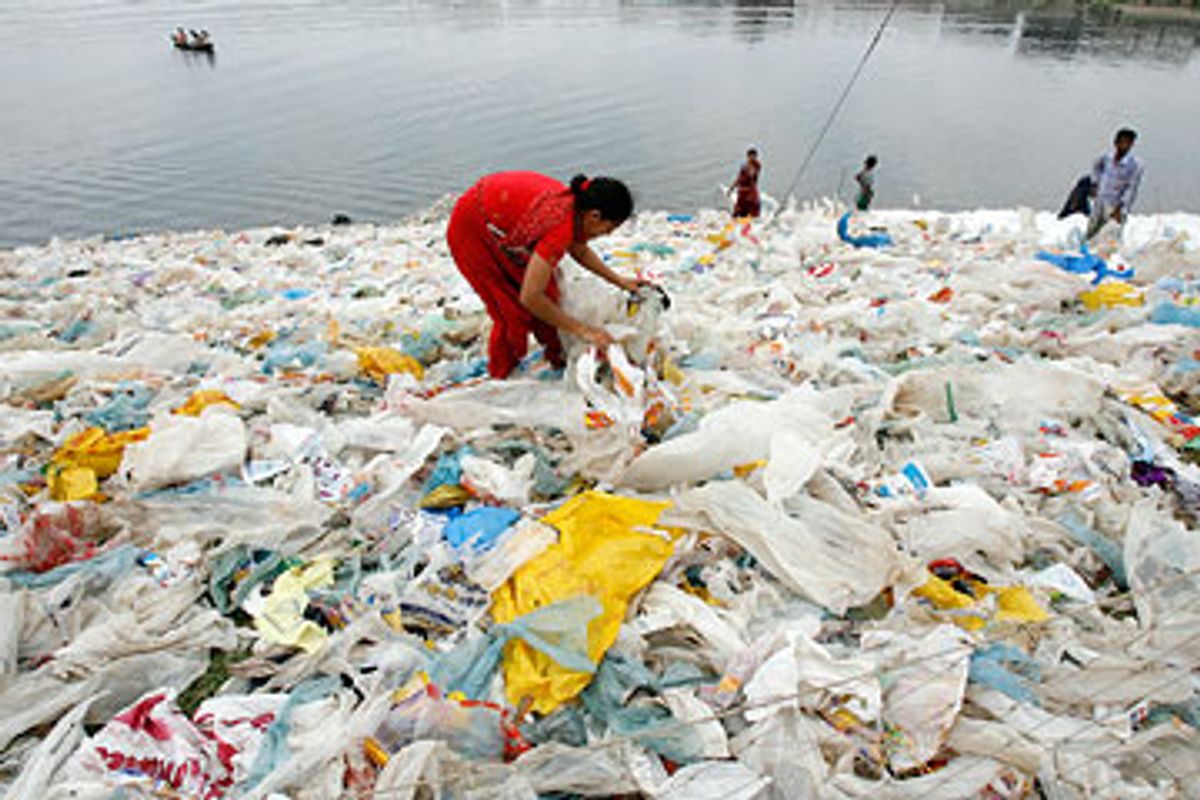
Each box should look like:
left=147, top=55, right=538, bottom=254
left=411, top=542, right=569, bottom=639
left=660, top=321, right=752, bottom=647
left=837, top=212, right=892, bottom=249
left=968, top=643, right=1040, bottom=705
left=1058, top=511, right=1128, bottom=590
left=430, top=594, right=602, bottom=699
left=442, top=507, right=520, bottom=552
left=1151, top=302, right=1200, bottom=329
left=1036, top=244, right=1132, bottom=285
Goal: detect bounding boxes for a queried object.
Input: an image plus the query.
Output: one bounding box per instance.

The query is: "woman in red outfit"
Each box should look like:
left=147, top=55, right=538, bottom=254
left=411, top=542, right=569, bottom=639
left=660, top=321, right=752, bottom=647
left=730, top=147, right=762, bottom=218
left=446, top=171, right=642, bottom=379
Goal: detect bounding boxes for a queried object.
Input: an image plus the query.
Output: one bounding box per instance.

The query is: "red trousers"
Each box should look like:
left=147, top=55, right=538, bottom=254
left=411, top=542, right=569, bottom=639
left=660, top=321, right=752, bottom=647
left=733, top=188, right=761, bottom=218
left=447, top=187, right=564, bottom=379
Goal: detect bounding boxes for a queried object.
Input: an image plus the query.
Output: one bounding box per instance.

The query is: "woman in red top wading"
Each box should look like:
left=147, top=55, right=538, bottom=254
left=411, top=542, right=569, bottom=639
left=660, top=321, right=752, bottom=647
left=446, top=171, right=644, bottom=379
left=729, top=147, right=762, bottom=218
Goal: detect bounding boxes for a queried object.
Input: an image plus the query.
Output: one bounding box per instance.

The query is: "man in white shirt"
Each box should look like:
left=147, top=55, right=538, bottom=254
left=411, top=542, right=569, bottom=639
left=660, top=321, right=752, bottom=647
left=1087, top=128, right=1144, bottom=240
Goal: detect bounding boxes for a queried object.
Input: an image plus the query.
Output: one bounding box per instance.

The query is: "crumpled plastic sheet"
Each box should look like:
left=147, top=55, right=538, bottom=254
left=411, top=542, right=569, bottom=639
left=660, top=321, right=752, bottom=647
left=1, top=203, right=1200, bottom=798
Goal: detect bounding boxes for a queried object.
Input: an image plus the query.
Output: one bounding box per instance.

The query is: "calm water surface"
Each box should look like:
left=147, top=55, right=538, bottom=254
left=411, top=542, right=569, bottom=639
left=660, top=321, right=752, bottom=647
left=0, top=0, right=1197, bottom=247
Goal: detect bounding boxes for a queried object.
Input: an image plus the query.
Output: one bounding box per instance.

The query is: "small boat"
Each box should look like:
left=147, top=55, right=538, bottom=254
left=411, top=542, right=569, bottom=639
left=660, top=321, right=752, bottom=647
left=173, top=39, right=215, bottom=53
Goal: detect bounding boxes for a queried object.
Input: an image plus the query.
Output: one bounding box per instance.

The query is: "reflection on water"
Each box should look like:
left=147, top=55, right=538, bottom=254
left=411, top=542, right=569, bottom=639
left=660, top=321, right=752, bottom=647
left=0, top=0, right=1195, bottom=247
left=640, top=0, right=1200, bottom=62
left=731, top=1, right=797, bottom=43
left=1008, top=8, right=1199, bottom=63
left=176, top=48, right=218, bottom=68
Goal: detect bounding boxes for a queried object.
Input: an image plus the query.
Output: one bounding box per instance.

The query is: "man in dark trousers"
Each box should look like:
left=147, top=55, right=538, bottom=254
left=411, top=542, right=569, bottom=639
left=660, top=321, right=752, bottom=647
left=855, top=155, right=878, bottom=211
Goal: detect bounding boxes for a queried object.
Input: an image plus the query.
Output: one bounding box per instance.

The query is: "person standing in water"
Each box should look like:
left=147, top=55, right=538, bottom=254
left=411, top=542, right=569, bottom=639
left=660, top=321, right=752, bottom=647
left=730, top=148, right=762, bottom=218
left=446, top=171, right=645, bottom=379
left=1087, top=128, right=1144, bottom=240
left=855, top=155, right=878, bottom=211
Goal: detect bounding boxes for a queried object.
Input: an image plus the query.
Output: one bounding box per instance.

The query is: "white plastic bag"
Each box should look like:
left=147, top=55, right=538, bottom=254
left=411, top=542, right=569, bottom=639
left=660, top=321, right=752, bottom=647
left=620, top=388, right=840, bottom=492
left=863, top=625, right=972, bottom=772
left=650, top=760, right=770, bottom=800
left=120, top=409, right=247, bottom=491
left=743, top=629, right=881, bottom=726
left=669, top=480, right=900, bottom=614
left=1124, top=498, right=1200, bottom=664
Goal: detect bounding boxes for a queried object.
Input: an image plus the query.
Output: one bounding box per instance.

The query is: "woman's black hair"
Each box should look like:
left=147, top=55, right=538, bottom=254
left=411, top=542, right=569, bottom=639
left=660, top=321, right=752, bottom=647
left=570, top=174, right=634, bottom=224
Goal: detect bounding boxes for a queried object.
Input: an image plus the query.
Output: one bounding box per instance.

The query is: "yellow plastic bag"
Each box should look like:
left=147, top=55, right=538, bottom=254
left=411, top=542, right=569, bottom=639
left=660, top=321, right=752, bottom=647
left=990, top=585, right=1050, bottom=624
left=419, top=484, right=472, bottom=509
left=47, top=427, right=151, bottom=501
left=53, top=427, right=150, bottom=477
left=491, top=491, right=674, bottom=714
left=1079, top=281, right=1144, bottom=310
left=913, top=575, right=1048, bottom=632
left=355, top=346, right=425, bottom=383
left=46, top=465, right=99, bottom=503
left=253, top=557, right=336, bottom=653
left=173, top=389, right=240, bottom=416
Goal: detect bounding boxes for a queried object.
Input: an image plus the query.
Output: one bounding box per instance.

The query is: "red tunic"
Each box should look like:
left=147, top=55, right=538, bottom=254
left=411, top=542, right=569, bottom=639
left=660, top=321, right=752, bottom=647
left=446, top=172, right=579, bottom=378
left=733, top=161, right=761, bottom=218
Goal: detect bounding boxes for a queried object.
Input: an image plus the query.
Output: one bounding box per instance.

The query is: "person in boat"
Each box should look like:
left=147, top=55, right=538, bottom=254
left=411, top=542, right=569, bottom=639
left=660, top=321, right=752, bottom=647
left=446, top=172, right=646, bottom=379
left=192, top=29, right=211, bottom=47
left=172, top=28, right=189, bottom=47
left=729, top=148, right=762, bottom=218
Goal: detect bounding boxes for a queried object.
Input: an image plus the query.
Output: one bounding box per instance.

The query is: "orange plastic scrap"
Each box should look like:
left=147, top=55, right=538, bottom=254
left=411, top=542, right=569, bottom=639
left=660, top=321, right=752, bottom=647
left=491, top=491, right=675, bottom=714
left=172, top=389, right=240, bottom=417
left=927, top=287, right=954, bottom=304
left=354, top=346, right=425, bottom=383
left=584, top=410, right=614, bottom=430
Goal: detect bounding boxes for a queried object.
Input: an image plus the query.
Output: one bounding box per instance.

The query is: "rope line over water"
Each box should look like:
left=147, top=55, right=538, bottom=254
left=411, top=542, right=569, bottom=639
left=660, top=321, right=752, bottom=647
left=774, top=0, right=900, bottom=218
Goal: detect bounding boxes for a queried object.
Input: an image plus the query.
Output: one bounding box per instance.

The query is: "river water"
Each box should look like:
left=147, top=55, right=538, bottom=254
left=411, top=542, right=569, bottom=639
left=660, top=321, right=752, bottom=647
left=0, top=0, right=1196, bottom=247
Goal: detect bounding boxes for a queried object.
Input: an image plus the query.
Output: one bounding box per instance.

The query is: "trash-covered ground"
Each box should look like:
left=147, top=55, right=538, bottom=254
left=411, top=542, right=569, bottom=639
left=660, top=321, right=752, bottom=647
left=2, top=202, right=1200, bottom=799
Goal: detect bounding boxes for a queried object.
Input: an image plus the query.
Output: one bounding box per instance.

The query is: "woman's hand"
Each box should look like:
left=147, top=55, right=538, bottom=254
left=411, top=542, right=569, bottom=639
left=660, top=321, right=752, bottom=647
left=581, top=325, right=615, bottom=350
left=618, top=275, right=653, bottom=294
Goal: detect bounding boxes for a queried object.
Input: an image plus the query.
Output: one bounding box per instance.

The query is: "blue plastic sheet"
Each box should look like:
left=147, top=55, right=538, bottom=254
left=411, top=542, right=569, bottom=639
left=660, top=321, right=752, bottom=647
left=968, top=643, right=1041, bottom=705
left=489, top=440, right=569, bottom=497
left=837, top=212, right=892, bottom=249
left=399, top=315, right=455, bottom=363
left=430, top=595, right=602, bottom=699
left=580, top=653, right=711, bottom=764
left=261, top=340, right=326, bottom=374
left=1151, top=302, right=1200, bottom=328
left=422, top=447, right=470, bottom=494
left=1036, top=244, right=1132, bottom=285
left=446, top=358, right=489, bottom=384
left=442, top=506, right=520, bottom=551
left=209, top=547, right=295, bottom=615
left=58, top=318, right=93, bottom=343
left=244, top=675, right=341, bottom=789
left=83, top=382, right=154, bottom=431
left=4, top=544, right=140, bottom=590
left=1058, top=511, right=1128, bottom=590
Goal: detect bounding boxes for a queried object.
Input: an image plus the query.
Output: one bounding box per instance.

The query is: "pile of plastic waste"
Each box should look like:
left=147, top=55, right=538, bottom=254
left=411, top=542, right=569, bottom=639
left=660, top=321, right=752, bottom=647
left=1, top=201, right=1199, bottom=799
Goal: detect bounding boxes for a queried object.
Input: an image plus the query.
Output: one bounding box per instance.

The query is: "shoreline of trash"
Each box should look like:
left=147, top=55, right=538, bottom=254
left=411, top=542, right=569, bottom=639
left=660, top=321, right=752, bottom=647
left=2, top=202, right=1199, bottom=799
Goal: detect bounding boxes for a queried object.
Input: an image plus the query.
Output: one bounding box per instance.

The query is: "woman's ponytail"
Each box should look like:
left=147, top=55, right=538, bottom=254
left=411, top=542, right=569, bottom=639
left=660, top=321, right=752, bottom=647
left=569, top=174, right=633, bottom=223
